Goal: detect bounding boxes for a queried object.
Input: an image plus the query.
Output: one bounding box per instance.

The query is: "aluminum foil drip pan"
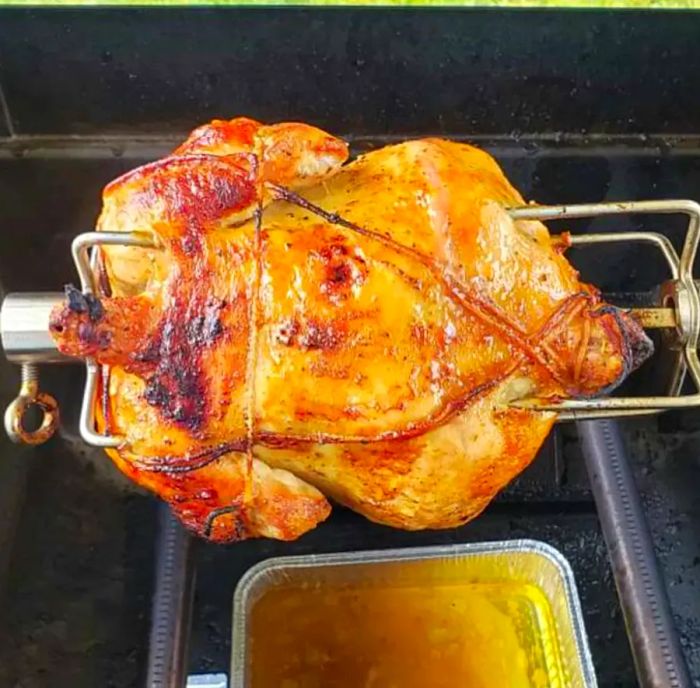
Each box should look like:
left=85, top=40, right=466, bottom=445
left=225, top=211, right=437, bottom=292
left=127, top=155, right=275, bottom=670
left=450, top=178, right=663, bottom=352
left=232, top=539, right=598, bottom=688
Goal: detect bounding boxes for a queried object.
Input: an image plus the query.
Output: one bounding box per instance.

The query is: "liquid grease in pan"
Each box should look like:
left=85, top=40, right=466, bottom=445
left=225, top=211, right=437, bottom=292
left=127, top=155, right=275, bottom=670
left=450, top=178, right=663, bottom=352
left=232, top=541, right=597, bottom=688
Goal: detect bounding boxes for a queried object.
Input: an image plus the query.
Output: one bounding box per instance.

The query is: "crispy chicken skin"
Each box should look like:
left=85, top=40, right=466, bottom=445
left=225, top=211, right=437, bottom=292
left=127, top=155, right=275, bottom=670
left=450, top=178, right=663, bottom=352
left=49, top=117, right=652, bottom=542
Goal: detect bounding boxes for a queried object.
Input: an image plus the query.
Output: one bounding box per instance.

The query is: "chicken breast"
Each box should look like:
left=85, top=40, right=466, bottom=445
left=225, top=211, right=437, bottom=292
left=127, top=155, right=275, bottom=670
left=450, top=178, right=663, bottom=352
left=49, top=118, right=652, bottom=542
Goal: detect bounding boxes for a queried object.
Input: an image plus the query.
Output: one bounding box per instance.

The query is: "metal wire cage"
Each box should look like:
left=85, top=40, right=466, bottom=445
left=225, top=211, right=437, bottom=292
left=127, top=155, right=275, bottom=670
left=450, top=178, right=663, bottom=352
left=506, top=200, right=700, bottom=420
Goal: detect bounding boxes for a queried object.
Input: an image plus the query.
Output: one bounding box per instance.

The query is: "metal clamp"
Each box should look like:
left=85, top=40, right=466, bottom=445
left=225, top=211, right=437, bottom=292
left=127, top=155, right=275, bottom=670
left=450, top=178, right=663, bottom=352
left=72, top=231, right=157, bottom=448
left=0, top=231, right=158, bottom=447
left=507, top=199, right=700, bottom=420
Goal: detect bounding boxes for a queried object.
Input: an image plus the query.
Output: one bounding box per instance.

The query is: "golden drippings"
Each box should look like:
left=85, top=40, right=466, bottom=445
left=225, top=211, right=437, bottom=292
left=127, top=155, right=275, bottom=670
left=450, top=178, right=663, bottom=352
left=249, top=580, right=566, bottom=688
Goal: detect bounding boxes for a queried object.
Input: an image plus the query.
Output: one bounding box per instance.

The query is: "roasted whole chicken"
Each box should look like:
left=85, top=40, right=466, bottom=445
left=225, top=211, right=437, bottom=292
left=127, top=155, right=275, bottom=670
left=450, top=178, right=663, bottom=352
left=49, top=118, right=652, bottom=542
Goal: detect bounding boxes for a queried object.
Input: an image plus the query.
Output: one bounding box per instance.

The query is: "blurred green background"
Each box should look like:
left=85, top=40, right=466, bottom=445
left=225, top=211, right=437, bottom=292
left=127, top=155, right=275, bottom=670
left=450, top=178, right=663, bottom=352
left=0, top=0, right=698, bottom=8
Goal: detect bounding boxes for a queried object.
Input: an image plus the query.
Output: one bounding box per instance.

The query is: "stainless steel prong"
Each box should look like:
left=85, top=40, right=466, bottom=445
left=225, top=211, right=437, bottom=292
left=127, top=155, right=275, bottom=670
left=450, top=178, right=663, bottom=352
left=72, top=230, right=158, bottom=448
left=507, top=199, right=700, bottom=420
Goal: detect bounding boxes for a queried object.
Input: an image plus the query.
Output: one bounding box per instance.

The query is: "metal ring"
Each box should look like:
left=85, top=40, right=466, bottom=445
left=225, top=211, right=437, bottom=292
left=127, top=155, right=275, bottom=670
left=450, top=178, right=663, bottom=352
left=4, top=391, right=59, bottom=445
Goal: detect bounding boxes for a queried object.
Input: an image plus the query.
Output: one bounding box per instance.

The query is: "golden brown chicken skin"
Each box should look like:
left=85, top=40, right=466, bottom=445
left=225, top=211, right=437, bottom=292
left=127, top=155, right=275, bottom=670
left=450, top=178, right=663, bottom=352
left=49, top=117, right=652, bottom=542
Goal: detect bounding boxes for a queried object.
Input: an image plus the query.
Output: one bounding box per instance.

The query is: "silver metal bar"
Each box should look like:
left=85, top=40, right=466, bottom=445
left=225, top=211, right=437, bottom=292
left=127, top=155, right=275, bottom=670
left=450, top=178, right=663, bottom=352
left=679, top=204, right=700, bottom=389
left=677, top=201, right=700, bottom=281
left=685, top=346, right=700, bottom=390
left=507, top=198, right=700, bottom=222
left=579, top=419, right=693, bottom=688
left=72, top=230, right=158, bottom=448
left=0, top=292, right=71, bottom=364
left=72, top=231, right=157, bottom=294
left=568, top=232, right=680, bottom=279
left=511, top=397, right=683, bottom=412
left=556, top=409, right=661, bottom=421
left=147, top=505, right=195, bottom=688
left=79, top=359, right=122, bottom=448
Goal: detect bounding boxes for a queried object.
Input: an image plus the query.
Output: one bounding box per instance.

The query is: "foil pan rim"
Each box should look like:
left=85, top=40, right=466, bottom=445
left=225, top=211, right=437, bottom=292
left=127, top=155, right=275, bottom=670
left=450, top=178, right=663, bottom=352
left=231, top=538, right=598, bottom=688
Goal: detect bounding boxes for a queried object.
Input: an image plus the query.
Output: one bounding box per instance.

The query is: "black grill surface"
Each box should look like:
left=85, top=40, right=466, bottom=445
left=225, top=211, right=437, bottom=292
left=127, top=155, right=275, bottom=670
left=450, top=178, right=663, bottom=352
left=0, top=139, right=698, bottom=687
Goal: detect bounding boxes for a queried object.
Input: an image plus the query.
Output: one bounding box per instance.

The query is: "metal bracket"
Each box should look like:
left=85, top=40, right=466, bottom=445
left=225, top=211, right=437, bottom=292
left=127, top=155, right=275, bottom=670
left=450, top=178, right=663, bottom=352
left=507, top=199, right=700, bottom=420
left=72, top=231, right=157, bottom=448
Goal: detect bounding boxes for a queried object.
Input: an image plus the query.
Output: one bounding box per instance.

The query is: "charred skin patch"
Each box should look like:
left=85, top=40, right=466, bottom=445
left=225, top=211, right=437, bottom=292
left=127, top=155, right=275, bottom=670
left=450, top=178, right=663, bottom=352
left=131, top=337, right=161, bottom=365
left=587, top=305, right=654, bottom=396
left=56, top=284, right=109, bottom=347
left=106, top=154, right=258, bottom=259
left=186, top=299, right=225, bottom=347
left=49, top=289, right=157, bottom=366
left=275, top=317, right=347, bottom=351
left=152, top=158, right=255, bottom=223
left=99, top=154, right=258, bottom=430
left=49, top=285, right=112, bottom=353
left=77, top=321, right=112, bottom=349
left=302, top=320, right=346, bottom=350
left=328, top=262, right=351, bottom=284
left=64, top=283, right=104, bottom=323
left=315, top=238, right=368, bottom=304
left=142, top=296, right=226, bottom=432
